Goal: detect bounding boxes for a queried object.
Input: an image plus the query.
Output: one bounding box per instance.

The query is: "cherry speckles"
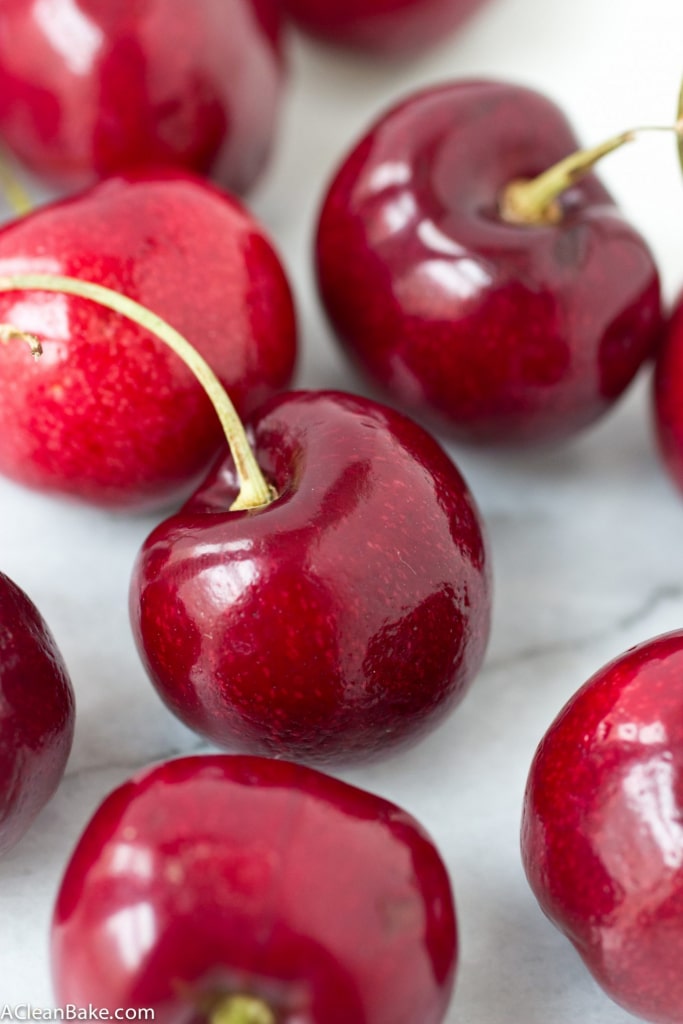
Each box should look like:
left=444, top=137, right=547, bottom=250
left=130, top=390, right=491, bottom=763
left=0, top=172, right=296, bottom=509
left=522, top=631, right=683, bottom=1024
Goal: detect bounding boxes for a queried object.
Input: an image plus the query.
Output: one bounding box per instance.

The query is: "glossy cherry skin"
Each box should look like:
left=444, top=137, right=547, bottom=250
left=0, top=172, right=296, bottom=510
left=653, top=292, right=683, bottom=495
left=522, top=631, right=683, bottom=1024
left=131, top=390, right=491, bottom=763
left=0, top=0, right=284, bottom=193
left=280, top=0, right=486, bottom=56
left=316, top=80, right=663, bottom=445
left=52, top=754, right=457, bottom=1023
left=0, top=571, right=74, bottom=855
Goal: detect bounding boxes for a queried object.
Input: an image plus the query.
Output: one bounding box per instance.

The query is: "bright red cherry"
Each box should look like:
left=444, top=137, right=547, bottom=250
left=52, top=754, right=457, bottom=1023
left=0, top=571, right=74, bottom=855
left=316, top=79, right=663, bottom=445
left=0, top=0, right=284, bottom=193
left=653, top=292, right=683, bottom=495
left=0, top=172, right=296, bottom=509
left=280, top=0, right=487, bottom=56
left=131, top=389, right=491, bottom=763
left=522, top=630, right=683, bottom=1024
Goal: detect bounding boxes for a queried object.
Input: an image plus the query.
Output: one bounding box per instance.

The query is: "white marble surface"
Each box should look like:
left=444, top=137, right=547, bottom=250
left=2, top=0, right=683, bottom=1019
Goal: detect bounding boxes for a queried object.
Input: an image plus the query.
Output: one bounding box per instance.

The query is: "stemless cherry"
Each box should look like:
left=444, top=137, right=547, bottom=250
left=280, top=0, right=488, bottom=56
left=52, top=754, right=458, bottom=1024
left=523, top=630, right=683, bottom=1024
left=653, top=291, right=683, bottom=496
left=0, top=571, right=74, bottom=854
left=0, top=0, right=285, bottom=193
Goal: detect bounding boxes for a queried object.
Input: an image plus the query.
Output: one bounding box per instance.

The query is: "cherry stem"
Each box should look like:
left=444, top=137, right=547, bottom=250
left=210, top=995, right=276, bottom=1024
left=500, top=121, right=683, bottom=226
left=0, top=273, right=275, bottom=511
left=0, top=324, right=42, bottom=358
left=0, top=148, right=34, bottom=218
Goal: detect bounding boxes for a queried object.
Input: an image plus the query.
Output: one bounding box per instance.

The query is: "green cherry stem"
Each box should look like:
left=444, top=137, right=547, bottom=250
left=500, top=122, right=683, bottom=226
left=0, top=273, right=275, bottom=512
left=210, top=995, right=276, bottom=1024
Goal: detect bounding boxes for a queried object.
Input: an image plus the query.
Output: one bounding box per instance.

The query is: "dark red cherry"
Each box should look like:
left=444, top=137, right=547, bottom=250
left=0, top=0, right=285, bottom=193
left=53, top=754, right=457, bottom=1024
left=131, top=389, right=491, bottom=763
left=316, top=80, right=663, bottom=445
left=0, top=571, right=74, bottom=854
left=523, top=630, right=683, bottom=1024
left=280, top=0, right=488, bottom=56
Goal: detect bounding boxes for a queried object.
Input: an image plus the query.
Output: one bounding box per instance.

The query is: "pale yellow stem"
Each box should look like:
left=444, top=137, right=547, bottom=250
left=0, top=274, right=275, bottom=511
left=501, top=123, right=682, bottom=226
left=210, top=994, right=276, bottom=1024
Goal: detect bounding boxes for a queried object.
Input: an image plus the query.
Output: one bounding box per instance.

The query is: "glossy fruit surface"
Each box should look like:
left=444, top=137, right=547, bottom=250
left=53, top=754, right=457, bottom=1023
left=0, top=571, right=74, bottom=855
left=131, top=390, right=491, bottom=763
left=316, top=79, right=663, bottom=445
left=0, top=172, right=296, bottom=509
left=654, top=292, right=683, bottom=495
left=281, top=0, right=486, bottom=56
left=0, top=0, right=284, bottom=193
left=522, top=630, right=683, bottom=1024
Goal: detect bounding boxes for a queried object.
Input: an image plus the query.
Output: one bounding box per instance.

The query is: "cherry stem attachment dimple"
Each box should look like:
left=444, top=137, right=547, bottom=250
left=500, top=121, right=683, bottom=226
left=0, top=274, right=275, bottom=512
left=210, top=995, right=276, bottom=1024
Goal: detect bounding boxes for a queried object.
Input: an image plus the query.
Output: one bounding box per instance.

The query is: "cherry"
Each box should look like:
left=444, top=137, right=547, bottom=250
left=522, top=630, right=683, bottom=1024
left=131, top=388, right=491, bottom=763
left=0, top=0, right=284, bottom=193
left=315, top=79, right=664, bottom=445
left=653, top=292, right=683, bottom=495
left=0, top=571, right=74, bottom=855
left=52, top=754, right=457, bottom=1023
left=280, top=0, right=487, bottom=56
left=0, top=172, right=296, bottom=509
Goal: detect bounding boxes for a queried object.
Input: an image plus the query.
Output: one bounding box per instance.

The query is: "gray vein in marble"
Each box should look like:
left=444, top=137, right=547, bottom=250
left=485, top=583, right=683, bottom=674
left=62, top=583, right=683, bottom=787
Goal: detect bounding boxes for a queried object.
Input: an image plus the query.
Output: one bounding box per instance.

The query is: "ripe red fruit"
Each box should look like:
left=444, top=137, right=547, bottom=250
left=522, top=631, right=683, bottom=1024
left=131, top=390, right=491, bottom=763
left=0, top=172, right=296, bottom=509
left=280, top=0, right=487, bottom=56
left=316, top=80, right=663, bottom=445
left=0, top=571, right=74, bottom=855
left=0, top=0, right=285, bottom=193
left=52, top=754, right=457, bottom=1023
left=654, top=293, right=683, bottom=494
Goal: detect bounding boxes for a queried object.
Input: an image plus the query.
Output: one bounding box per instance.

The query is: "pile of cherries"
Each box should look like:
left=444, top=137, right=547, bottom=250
left=2, top=2, right=683, bottom=1022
